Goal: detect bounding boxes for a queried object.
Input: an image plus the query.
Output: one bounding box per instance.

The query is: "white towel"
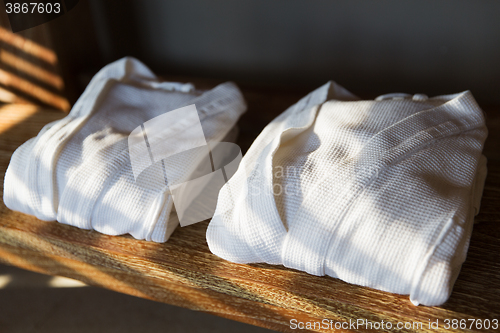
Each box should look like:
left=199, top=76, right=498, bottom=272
left=207, top=81, right=488, bottom=306
left=4, top=57, right=247, bottom=242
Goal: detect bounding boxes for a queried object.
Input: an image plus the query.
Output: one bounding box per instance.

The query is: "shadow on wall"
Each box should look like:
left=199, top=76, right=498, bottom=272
left=83, top=0, right=500, bottom=104
left=0, top=8, right=69, bottom=111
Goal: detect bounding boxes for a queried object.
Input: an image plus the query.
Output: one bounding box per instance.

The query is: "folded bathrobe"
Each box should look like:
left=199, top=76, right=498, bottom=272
left=207, top=81, right=487, bottom=306
left=4, top=57, right=247, bottom=242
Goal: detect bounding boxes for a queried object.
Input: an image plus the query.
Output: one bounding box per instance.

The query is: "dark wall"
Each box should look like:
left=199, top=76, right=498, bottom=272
left=50, top=0, right=500, bottom=103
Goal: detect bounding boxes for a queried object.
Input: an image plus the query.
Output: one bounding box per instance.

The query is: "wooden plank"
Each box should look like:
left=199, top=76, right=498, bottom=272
left=0, top=92, right=499, bottom=333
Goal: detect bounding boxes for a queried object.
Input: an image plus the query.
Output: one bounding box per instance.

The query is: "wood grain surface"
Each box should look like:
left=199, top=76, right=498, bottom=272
left=0, top=85, right=499, bottom=333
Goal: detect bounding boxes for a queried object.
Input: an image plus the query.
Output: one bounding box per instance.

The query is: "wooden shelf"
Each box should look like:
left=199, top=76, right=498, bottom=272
left=0, top=84, right=499, bottom=332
